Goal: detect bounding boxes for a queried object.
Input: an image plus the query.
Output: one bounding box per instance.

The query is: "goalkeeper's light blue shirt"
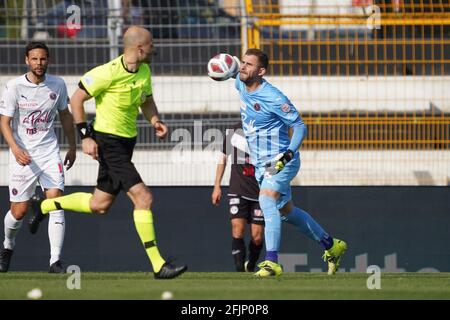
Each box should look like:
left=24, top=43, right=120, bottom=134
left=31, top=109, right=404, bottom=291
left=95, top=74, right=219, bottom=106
left=235, top=74, right=303, bottom=174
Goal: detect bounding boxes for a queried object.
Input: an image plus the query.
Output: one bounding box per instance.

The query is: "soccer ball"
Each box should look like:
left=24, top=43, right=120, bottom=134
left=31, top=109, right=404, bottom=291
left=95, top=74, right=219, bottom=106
left=207, top=53, right=239, bottom=81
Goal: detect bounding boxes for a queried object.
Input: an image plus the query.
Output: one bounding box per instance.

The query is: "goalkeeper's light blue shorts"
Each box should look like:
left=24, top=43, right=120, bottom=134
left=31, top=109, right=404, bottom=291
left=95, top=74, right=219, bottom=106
left=257, top=156, right=300, bottom=210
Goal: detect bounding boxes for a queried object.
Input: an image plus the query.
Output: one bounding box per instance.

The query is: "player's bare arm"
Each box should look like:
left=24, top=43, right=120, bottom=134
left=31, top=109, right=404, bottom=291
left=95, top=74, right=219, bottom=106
left=140, top=95, right=168, bottom=139
left=70, top=88, right=98, bottom=160
left=0, top=115, right=31, bottom=165
left=59, top=108, right=77, bottom=170
left=212, top=154, right=227, bottom=205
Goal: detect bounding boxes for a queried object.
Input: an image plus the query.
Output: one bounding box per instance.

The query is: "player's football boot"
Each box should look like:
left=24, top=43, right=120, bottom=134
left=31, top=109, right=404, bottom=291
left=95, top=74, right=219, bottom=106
left=49, top=260, right=66, bottom=273
left=29, top=194, right=47, bottom=234
left=323, top=238, right=347, bottom=275
left=154, top=261, right=187, bottom=279
left=0, top=248, right=13, bottom=272
left=253, top=260, right=282, bottom=278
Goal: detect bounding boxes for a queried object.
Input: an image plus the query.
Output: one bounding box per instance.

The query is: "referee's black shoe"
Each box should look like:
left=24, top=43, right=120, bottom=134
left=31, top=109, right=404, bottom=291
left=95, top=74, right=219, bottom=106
left=154, top=261, right=187, bottom=279
left=29, top=194, right=46, bottom=234
left=0, top=248, right=13, bottom=272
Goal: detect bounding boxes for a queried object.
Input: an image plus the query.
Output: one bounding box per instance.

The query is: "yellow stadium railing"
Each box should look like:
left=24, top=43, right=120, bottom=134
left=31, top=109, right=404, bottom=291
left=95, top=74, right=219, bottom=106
left=243, top=0, right=450, bottom=151
left=301, top=112, right=449, bottom=150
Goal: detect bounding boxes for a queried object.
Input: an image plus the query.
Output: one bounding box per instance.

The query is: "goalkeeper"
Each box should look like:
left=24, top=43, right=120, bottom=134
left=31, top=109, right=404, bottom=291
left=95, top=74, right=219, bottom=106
left=229, top=49, right=348, bottom=277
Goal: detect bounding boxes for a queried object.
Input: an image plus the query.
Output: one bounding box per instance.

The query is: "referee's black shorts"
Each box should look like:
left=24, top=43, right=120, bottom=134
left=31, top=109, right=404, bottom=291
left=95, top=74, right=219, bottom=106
left=94, top=131, right=143, bottom=195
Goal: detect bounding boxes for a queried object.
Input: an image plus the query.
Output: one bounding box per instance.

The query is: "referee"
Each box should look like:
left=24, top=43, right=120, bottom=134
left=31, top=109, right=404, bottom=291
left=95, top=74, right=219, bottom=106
left=29, top=26, right=187, bottom=279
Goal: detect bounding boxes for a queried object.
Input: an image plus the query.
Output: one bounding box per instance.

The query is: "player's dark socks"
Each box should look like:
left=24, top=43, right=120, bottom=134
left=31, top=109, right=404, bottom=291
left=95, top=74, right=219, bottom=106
left=320, top=234, right=334, bottom=250
left=265, top=251, right=278, bottom=263
left=0, top=248, right=13, bottom=272
left=232, top=238, right=246, bottom=272
left=247, top=241, right=263, bottom=272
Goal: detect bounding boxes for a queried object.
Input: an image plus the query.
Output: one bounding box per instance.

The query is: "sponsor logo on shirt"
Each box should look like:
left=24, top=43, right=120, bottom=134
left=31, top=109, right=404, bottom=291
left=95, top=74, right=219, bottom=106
left=11, top=174, right=27, bottom=182
left=26, top=128, right=37, bottom=135
left=229, top=198, right=240, bottom=205
left=242, top=165, right=255, bottom=177
left=22, top=110, right=52, bottom=126
left=19, top=101, right=39, bottom=109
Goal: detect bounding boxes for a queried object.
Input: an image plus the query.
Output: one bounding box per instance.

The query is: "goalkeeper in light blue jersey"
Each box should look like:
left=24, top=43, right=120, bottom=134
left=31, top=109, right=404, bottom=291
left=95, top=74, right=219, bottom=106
left=233, top=48, right=347, bottom=277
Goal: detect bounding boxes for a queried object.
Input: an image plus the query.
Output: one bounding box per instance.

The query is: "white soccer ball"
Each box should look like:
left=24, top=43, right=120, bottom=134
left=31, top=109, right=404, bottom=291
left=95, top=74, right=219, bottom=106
left=27, top=288, right=43, bottom=300
left=207, top=53, right=239, bottom=81
left=161, top=290, right=173, bottom=300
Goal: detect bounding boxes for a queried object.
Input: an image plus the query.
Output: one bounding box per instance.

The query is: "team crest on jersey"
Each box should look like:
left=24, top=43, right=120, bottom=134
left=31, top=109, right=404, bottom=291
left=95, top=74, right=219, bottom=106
left=49, top=92, right=57, bottom=100
left=281, top=103, right=290, bottom=113
left=253, top=103, right=261, bottom=111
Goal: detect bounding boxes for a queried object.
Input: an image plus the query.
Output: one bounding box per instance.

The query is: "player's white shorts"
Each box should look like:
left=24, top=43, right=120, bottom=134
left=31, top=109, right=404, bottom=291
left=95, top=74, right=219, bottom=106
left=9, top=152, right=65, bottom=202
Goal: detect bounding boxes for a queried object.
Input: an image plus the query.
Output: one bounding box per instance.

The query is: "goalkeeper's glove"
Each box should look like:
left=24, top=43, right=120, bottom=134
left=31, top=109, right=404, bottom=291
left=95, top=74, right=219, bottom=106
left=264, top=149, right=294, bottom=177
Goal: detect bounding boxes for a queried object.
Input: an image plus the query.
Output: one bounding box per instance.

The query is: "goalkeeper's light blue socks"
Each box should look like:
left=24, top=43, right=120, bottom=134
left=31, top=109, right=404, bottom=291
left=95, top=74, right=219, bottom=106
left=284, top=206, right=333, bottom=250
left=259, top=195, right=334, bottom=263
left=259, top=195, right=281, bottom=263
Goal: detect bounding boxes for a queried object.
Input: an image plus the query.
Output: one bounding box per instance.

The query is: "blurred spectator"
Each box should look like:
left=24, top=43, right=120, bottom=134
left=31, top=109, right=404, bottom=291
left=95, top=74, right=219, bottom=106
left=33, top=0, right=107, bottom=39
left=219, top=0, right=240, bottom=17
left=122, top=0, right=144, bottom=26
left=147, top=0, right=179, bottom=39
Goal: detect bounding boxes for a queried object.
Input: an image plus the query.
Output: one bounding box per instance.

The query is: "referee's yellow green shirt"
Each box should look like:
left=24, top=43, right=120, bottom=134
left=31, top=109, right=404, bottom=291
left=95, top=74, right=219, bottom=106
left=80, top=55, right=152, bottom=138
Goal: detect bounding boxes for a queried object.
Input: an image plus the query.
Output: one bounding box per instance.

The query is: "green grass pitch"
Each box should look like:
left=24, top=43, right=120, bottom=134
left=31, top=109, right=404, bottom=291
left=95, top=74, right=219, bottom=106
left=0, top=272, right=449, bottom=300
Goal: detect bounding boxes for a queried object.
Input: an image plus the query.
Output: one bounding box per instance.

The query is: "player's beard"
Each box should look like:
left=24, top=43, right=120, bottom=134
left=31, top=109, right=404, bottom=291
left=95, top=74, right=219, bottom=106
left=240, top=72, right=250, bottom=83
left=240, top=72, right=258, bottom=86
left=31, top=65, right=47, bottom=78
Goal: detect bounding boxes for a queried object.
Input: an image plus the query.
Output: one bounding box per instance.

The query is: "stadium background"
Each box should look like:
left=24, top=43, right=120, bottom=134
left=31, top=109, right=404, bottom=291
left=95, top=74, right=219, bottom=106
left=0, top=0, right=448, bottom=272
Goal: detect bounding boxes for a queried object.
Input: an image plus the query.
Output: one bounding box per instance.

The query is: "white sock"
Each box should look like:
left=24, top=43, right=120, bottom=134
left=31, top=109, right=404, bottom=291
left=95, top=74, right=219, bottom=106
left=48, top=210, right=65, bottom=265
left=3, top=210, right=23, bottom=250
